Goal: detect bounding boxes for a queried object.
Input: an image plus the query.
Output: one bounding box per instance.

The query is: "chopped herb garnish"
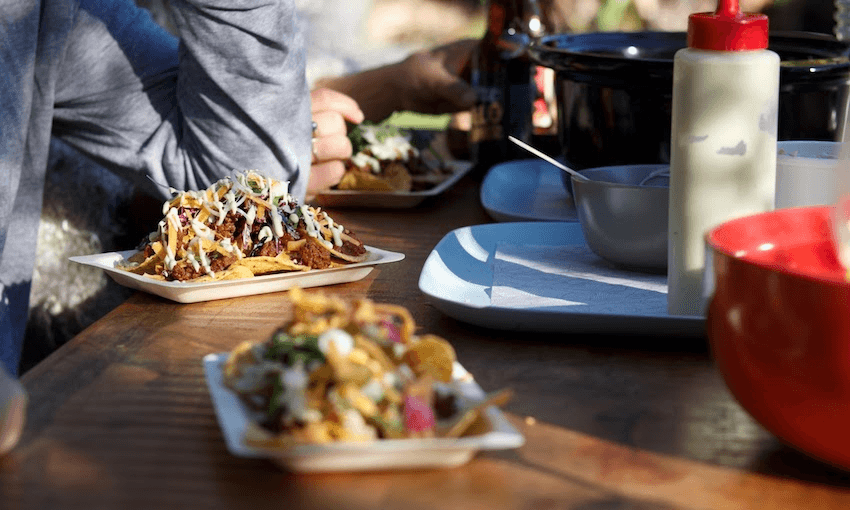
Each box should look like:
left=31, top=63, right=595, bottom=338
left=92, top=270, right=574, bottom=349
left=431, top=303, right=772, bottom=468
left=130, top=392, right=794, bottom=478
left=264, top=332, right=324, bottom=366
left=247, top=179, right=262, bottom=193
left=348, top=122, right=409, bottom=154
left=267, top=377, right=285, bottom=415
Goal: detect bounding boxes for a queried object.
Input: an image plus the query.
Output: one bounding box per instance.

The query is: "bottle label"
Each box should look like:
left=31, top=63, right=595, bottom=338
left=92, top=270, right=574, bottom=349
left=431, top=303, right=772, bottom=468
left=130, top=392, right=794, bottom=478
left=469, top=86, right=505, bottom=144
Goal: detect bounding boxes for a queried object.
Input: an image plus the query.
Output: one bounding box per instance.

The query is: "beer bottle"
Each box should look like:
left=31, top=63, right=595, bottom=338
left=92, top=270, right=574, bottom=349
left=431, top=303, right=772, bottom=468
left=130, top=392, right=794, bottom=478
left=469, top=0, right=543, bottom=172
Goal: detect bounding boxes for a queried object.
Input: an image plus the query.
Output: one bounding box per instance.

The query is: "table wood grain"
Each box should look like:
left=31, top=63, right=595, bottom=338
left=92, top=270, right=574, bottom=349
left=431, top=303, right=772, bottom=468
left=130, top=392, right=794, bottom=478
left=4, top=171, right=850, bottom=509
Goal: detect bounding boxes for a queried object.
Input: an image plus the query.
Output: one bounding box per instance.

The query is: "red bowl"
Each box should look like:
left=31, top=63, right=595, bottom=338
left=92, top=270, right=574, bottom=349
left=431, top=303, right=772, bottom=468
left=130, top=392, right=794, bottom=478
left=706, top=206, right=850, bottom=469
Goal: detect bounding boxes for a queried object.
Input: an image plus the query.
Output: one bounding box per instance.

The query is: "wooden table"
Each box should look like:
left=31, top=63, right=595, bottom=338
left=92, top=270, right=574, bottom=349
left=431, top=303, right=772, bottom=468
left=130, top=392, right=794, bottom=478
left=4, top=171, right=850, bottom=509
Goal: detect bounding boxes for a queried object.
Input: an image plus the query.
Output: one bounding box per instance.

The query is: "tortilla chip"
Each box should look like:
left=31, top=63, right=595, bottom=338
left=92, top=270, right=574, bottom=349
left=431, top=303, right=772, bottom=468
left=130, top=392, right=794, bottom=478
left=222, top=340, right=259, bottom=388
left=126, top=250, right=149, bottom=264
left=329, top=248, right=369, bottom=264
left=326, top=233, right=369, bottom=263
left=439, top=389, right=512, bottom=438
left=337, top=171, right=393, bottom=192
left=403, top=334, right=456, bottom=383
left=117, top=252, right=160, bottom=275
left=192, top=264, right=255, bottom=283
left=245, top=422, right=300, bottom=448
left=231, top=254, right=309, bottom=275
left=337, top=163, right=412, bottom=192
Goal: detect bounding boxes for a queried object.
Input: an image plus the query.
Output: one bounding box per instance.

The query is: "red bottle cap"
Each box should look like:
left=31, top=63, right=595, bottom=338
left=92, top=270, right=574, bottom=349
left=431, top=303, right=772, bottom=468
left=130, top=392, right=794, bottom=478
left=687, top=0, right=769, bottom=51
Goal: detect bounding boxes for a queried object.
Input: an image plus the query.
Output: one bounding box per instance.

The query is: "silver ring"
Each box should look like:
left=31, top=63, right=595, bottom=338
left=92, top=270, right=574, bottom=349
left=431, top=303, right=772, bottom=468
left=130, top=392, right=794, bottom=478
left=311, top=120, right=318, bottom=136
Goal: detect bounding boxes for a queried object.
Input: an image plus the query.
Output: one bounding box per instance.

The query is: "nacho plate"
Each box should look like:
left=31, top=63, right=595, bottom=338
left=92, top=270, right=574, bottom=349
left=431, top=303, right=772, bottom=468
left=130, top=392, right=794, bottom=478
left=311, top=160, right=473, bottom=209
left=203, top=352, right=525, bottom=472
left=70, top=247, right=404, bottom=304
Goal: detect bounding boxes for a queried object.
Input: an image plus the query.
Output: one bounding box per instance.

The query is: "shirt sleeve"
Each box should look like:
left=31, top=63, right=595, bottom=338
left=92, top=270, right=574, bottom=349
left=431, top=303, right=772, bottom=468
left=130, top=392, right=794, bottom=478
left=51, top=0, right=312, bottom=201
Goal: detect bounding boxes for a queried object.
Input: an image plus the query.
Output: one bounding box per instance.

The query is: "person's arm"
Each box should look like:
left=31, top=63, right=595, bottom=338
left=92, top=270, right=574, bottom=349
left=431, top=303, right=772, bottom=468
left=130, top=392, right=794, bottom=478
left=314, top=39, right=478, bottom=123
left=51, top=0, right=312, bottom=201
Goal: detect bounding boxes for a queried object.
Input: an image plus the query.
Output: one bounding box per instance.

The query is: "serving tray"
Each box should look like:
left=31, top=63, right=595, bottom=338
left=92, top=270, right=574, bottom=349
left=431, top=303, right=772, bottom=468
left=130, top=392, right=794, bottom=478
left=418, top=222, right=704, bottom=337
left=203, top=353, right=524, bottom=472
left=71, top=247, right=404, bottom=304
left=312, top=161, right=473, bottom=209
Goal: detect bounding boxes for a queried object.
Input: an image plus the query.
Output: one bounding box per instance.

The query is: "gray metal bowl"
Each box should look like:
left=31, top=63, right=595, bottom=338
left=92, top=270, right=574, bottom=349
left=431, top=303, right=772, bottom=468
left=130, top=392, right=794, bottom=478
left=571, top=164, right=669, bottom=273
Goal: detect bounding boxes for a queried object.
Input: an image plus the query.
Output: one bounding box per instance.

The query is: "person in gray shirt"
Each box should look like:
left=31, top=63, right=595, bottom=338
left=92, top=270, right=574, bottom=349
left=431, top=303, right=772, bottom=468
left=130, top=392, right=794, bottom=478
left=0, top=0, right=312, bottom=376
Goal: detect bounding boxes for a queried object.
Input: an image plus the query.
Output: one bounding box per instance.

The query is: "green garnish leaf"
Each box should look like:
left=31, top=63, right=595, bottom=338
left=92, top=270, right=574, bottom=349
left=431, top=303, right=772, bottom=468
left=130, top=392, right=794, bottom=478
left=267, top=377, right=285, bottom=416
left=348, top=122, right=409, bottom=154
left=264, top=332, right=324, bottom=366
left=265, top=331, right=295, bottom=360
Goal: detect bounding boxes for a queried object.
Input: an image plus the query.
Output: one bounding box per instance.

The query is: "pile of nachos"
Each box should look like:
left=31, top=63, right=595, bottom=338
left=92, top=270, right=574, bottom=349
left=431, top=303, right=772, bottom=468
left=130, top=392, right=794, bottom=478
left=222, top=289, right=512, bottom=446
left=119, top=170, right=368, bottom=282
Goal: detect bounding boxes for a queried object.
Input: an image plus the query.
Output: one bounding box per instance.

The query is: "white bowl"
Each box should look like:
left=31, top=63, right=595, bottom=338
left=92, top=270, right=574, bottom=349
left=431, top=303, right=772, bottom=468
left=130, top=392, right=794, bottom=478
left=776, top=140, right=841, bottom=209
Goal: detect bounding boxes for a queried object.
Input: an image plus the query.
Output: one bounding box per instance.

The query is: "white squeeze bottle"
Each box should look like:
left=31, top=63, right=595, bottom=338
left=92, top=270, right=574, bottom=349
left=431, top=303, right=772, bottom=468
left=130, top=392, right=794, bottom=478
left=667, top=0, right=779, bottom=316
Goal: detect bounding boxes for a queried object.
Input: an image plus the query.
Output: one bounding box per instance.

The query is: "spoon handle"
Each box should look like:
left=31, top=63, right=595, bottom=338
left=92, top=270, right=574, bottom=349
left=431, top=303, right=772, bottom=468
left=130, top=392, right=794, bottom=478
left=508, top=136, right=589, bottom=181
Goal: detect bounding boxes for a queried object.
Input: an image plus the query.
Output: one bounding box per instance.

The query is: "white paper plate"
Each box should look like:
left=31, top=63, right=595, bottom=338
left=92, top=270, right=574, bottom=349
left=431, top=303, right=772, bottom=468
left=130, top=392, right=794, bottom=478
left=312, top=161, right=473, bottom=209
left=418, top=222, right=704, bottom=337
left=70, top=247, right=404, bottom=304
left=203, top=353, right=525, bottom=472
left=480, top=159, right=577, bottom=222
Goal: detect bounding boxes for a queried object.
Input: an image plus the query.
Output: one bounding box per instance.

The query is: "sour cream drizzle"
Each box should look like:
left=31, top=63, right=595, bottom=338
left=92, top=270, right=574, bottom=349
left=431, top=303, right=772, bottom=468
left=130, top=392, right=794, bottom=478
left=245, top=204, right=257, bottom=226
left=361, top=126, right=419, bottom=161
left=323, top=213, right=344, bottom=247
left=165, top=208, right=181, bottom=233
left=351, top=153, right=381, bottom=173
left=191, top=219, right=215, bottom=241
left=270, top=207, right=284, bottom=238
left=258, top=226, right=273, bottom=244
left=220, top=238, right=237, bottom=255
left=300, top=205, right=320, bottom=238
left=164, top=244, right=176, bottom=270
left=188, top=253, right=200, bottom=272
left=186, top=237, right=214, bottom=275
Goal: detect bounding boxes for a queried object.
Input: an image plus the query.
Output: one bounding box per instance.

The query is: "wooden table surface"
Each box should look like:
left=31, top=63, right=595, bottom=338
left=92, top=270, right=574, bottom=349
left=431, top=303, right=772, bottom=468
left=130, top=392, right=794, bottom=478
left=4, top=170, right=850, bottom=509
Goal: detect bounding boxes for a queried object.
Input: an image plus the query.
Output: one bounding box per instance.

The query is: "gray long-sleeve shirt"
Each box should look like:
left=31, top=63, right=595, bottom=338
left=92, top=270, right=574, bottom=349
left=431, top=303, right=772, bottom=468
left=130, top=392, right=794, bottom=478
left=0, top=0, right=312, bottom=375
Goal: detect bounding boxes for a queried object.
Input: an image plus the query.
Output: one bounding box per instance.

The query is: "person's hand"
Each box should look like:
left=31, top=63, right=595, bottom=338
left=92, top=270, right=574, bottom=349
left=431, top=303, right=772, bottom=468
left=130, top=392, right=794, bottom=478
left=307, top=88, right=365, bottom=195
left=393, top=39, right=478, bottom=115
left=312, top=38, right=479, bottom=122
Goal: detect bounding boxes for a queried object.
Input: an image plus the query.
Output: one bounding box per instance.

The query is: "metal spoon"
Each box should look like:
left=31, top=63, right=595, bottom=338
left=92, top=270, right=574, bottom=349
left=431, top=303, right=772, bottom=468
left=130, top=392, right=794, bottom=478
left=508, top=136, right=590, bottom=181
left=637, top=166, right=670, bottom=186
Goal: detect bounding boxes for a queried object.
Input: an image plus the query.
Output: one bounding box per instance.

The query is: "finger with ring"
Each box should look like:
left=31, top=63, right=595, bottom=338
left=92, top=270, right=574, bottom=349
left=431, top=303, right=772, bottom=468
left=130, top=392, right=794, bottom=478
left=309, top=135, right=354, bottom=164
left=311, top=111, right=347, bottom=137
